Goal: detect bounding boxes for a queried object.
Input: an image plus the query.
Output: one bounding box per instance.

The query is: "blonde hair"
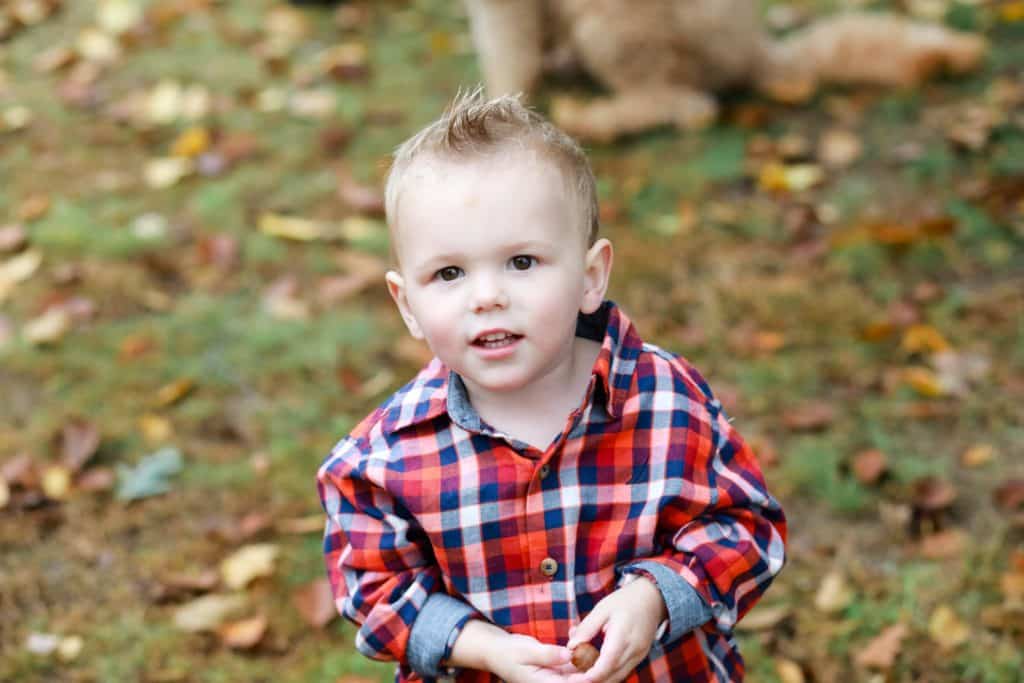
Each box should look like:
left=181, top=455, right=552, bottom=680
left=384, top=88, right=600, bottom=246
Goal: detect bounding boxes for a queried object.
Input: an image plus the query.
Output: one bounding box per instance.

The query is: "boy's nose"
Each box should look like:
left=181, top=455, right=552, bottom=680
left=469, top=275, right=509, bottom=312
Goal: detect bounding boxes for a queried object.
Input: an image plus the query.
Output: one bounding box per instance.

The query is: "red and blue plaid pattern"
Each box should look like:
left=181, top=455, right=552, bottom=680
left=318, top=302, right=787, bottom=681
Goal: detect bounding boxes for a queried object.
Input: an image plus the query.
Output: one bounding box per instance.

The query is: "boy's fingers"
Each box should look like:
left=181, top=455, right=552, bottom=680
left=581, top=622, right=626, bottom=682
left=566, top=608, right=606, bottom=650
left=527, top=643, right=571, bottom=668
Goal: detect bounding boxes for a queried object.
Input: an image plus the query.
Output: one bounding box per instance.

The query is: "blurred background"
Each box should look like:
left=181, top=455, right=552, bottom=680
left=0, top=1, right=1022, bottom=681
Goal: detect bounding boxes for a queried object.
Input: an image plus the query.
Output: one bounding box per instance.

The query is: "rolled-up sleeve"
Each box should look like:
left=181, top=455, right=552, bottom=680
left=318, top=440, right=477, bottom=677
left=625, top=398, right=787, bottom=640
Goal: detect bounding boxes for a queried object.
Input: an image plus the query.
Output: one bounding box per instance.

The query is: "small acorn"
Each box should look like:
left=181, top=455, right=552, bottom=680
left=570, top=642, right=599, bottom=672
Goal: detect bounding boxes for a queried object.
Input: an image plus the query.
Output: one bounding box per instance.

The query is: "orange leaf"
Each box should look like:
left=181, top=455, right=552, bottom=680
left=292, top=578, right=337, bottom=629
left=218, top=615, right=267, bottom=650
left=854, top=623, right=907, bottom=670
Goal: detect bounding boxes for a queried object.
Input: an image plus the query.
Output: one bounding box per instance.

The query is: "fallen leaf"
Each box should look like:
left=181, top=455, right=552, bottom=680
left=173, top=593, right=247, bottom=632
left=782, top=403, right=835, bottom=431
left=56, top=635, right=83, bottom=662
left=758, top=162, right=825, bottom=193
left=774, top=658, right=805, bottom=683
left=0, top=249, right=43, bottom=302
left=961, top=444, right=995, bottom=468
left=259, top=213, right=325, bottom=242
left=851, top=449, right=887, bottom=485
left=76, top=467, right=116, bottom=493
left=319, top=43, right=370, bottom=81
left=60, top=419, right=101, bottom=472
left=902, top=324, right=951, bottom=354
left=928, top=604, right=968, bottom=649
left=931, top=350, right=990, bottom=396
left=218, top=615, right=268, bottom=650
left=23, top=308, right=72, bottom=345
left=735, top=603, right=791, bottom=631
left=289, top=89, right=336, bottom=119
left=854, top=623, right=907, bottom=670
left=116, top=446, right=184, bottom=501
left=336, top=167, right=385, bottom=215
left=994, top=480, right=1024, bottom=511
left=97, top=0, right=143, bottom=34
left=262, top=275, right=309, bottom=320
left=0, top=476, right=9, bottom=509
left=814, top=571, right=854, bottom=614
left=818, top=128, right=862, bottom=168
left=292, top=578, right=337, bottom=628
left=77, top=27, right=122, bottom=64
left=154, top=378, right=195, bottom=407
left=138, top=413, right=173, bottom=444
left=25, top=632, right=60, bottom=655
left=145, top=157, right=193, bottom=189
left=220, top=543, right=279, bottom=590
left=0, top=224, right=27, bottom=252
left=918, top=528, right=968, bottom=560
left=903, top=366, right=946, bottom=397
left=170, top=126, right=211, bottom=158
left=1001, top=571, right=1024, bottom=606
left=276, top=514, right=324, bottom=535
left=41, top=464, right=72, bottom=500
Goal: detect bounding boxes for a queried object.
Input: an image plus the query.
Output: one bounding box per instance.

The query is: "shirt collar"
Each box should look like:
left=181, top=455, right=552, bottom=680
left=382, top=300, right=642, bottom=434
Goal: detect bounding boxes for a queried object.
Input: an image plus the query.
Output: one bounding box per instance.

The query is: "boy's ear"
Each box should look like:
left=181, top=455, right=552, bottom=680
left=385, top=270, right=425, bottom=340
left=580, top=238, right=613, bottom=314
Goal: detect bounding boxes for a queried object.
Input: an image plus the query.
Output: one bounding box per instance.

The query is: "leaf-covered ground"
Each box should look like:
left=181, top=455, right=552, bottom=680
left=1, top=1, right=1023, bottom=681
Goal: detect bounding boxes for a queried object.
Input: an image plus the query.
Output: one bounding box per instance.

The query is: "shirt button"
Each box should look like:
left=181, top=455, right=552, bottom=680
left=538, top=464, right=551, bottom=479
left=539, top=557, right=558, bottom=577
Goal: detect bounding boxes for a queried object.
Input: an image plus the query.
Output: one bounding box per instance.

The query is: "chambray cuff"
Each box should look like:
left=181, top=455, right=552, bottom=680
left=621, top=561, right=713, bottom=645
left=407, top=593, right=477, bottom=678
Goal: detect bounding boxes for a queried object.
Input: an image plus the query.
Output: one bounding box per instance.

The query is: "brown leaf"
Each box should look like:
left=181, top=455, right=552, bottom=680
left=17, top=194, right=50, bottom=222
left=854, top=623, right=907, bottom=670
left=317, top=272, right=377, bottom=307
left=912, top=476, right=957, bottom=511
left=994, top=480, right=1024, bottom=511
left=276, top=514, right=324, bottom=535
left=2, top=453, right=38, bottom=488
left=59, top=419, right=101, bottom=472
left=0, top=224, right=27, bottom=252
left=736, top=603, right=791, bottom=631
left=782, top=403, right=835, bottom=431
left=119, top=333, right=157, bottom=360
left=195, top=234, right=240, bottom=271
left=917, top=528, right=968, bottom=560
left=336, top=168, right=385, bottom=216
left=76, top=467, right=115, bottom=493
left=218, top=615, right=268, bottom=650
left=292, top=578, right=337, bottom=628
left=851, top=449, right=887, bottom=485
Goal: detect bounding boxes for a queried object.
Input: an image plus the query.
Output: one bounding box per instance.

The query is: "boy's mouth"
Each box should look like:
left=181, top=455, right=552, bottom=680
left=471, top=330, right=523, bottom=349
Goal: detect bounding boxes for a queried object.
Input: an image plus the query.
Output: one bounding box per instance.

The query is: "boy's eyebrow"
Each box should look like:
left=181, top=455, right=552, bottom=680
left=412, top=240, right=557, bottom=270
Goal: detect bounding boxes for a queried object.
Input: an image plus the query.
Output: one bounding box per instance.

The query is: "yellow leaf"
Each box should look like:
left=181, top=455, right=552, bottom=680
left=154, top=378, right=195, bottom=407
left=0, top=476, right=9, bottom=509
left=56, top=635, right=83, bottom=662
left=41, top=465, right=72, bottom=500
left=758, top=162, right=825, bottom=193
left=901, top=324, right=951, bottom=354
left=1000, top=2, right=1024, bottom=22
left=259, top=213, right=324, bottom=241
left=220, top=543, right=279, bottom=590
left=145, top=157, right=193, bottom=189
left=814, top=571, right=853, bottom=614
left=903, top=367, right=946, bottom=397
left=138, top=413, right=173, bottom=444
left=24, top=308, right=71, bottom=345
left=173, top=594, right=248, bottom=632
left=774, top=658, right=805, bottom=683
left=928, top=605, right=969, bottom=649
left=170, top=126, right=211, bottom=158
left=961, top=444, right=994, bottom=468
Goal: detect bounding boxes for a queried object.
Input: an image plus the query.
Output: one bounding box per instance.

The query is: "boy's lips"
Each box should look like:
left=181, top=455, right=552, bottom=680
left=470, top=328, right=523, bottom=350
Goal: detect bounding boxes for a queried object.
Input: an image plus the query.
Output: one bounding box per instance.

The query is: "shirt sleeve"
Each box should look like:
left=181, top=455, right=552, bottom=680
left=622, top=397, right=787, bottom=643
left=317, top=440, right=479, bottom=677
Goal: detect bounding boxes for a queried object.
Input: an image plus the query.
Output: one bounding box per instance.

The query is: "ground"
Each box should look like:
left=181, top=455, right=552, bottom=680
left=0, top=1, right=1022, bottom=681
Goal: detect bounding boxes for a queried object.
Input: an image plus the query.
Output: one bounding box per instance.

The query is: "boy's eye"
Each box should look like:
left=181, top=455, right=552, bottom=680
left=435, top=266, right=462, bottom=282
left=510, top=255, right=536, bottom=271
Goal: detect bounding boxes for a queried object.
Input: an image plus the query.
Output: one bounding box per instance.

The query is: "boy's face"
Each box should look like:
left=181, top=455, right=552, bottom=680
left=386, top=149, right=612, bottom=395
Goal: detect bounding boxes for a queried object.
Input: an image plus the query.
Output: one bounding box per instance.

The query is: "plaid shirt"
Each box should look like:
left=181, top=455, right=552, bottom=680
left=318, top=301, right=787, bottom=682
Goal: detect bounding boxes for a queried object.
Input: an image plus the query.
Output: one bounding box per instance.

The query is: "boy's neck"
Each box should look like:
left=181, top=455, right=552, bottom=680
left=461, top=336, right=603, bottom=450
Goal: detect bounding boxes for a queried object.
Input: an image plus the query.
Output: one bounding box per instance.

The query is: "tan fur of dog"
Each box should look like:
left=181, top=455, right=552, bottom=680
left=464, top=0, right=988, bottom=141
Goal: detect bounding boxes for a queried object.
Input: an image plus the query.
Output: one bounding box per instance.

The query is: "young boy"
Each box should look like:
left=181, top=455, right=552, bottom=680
left=317, top=91, right=787, bottom=683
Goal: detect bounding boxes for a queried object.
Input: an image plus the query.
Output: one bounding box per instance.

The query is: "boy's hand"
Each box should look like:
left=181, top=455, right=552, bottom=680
left=486, top=632, right=575, bottom=683
left=564, top=576, right=667, bottom=683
